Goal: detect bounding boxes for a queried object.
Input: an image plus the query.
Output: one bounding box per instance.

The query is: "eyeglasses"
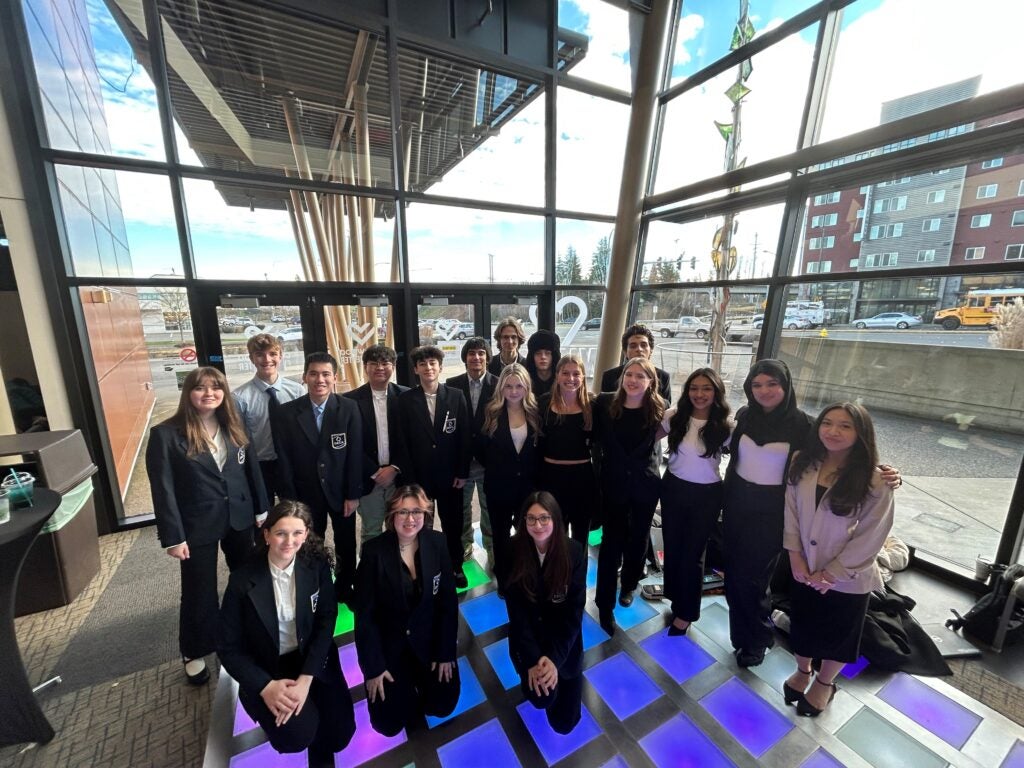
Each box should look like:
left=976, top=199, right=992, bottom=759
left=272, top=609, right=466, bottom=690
left=393, top=508, right=428, bottom=519
left=367, top=360, right=394, bottom=368
left=525, top=514, right=553, bottom=527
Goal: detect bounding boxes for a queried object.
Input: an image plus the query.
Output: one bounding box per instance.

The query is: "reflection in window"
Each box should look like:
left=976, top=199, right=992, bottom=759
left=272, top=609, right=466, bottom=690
left=555, top=219, right=614, bottom=286
left=405, top=203, right=544, bottom=283
left=557, top=88, right=629, bottom=214
left=554, top=289, right=606, bottom=385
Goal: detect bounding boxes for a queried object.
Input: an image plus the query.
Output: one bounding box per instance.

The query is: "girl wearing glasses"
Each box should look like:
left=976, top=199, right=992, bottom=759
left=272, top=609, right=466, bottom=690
left=475, top=363, right=542, bottom=591
left=217, top=501, right=355, bottom=765
left=505, top=491, right=587, bottom=734
left=353, top=484, right=461, bottom=736
left=146, top=366, right=269, bottom=686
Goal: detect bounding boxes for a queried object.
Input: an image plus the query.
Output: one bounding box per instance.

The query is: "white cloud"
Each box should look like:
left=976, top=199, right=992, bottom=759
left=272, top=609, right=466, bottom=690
left=673, top=13, right=706, bottom=68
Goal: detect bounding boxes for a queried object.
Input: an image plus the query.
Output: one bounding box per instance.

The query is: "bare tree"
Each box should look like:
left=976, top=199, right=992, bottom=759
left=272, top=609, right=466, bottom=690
left=155, top=288, right=190, bottom=345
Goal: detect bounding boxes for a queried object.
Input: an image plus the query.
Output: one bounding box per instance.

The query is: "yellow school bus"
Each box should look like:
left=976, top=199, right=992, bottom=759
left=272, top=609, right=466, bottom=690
left=933, top=288, right=1024, bottom=329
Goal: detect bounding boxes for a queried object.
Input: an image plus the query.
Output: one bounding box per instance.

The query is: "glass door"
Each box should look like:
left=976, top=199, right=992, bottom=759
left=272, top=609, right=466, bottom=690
left=318, top=295, right=399, bottom=393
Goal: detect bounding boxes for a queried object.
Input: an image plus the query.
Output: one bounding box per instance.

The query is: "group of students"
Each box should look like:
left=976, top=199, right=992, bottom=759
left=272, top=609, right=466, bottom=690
left=145, top=317, right=900, bottom=762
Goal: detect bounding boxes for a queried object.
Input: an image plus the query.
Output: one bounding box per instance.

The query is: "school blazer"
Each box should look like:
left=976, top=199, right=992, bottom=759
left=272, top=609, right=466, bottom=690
left=353, top=529, right=458, bottom=680
left=342, top=382, right=409, bottom=496
left=146, top=422, right=269, bottom=548
left=487, top=353, right=526, bottom=377
left=600, top=365, right=672, bottom=401
left=273, top=394, right=363, bottom=511
left=506, top=539, right=587, bottom=677
left=593, top=393, right=661, bottom=506
left=473, top=411, right=540, bottom=503
left=217, top=554, right=342, bottom=702
left=393, top=385, right=471, bottom=497
left=446, top=371, right=497, bottom=439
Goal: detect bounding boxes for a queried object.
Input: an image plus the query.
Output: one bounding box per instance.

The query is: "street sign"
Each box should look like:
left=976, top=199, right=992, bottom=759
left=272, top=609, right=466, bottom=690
left=180, top=347, right=197, bottom=363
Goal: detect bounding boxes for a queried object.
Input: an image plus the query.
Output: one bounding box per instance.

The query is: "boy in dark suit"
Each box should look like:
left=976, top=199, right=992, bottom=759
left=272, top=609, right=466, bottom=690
left=394, top=345, right=472, bottom=587
left=599, top=323, right=672, bottom=400
left=273, top=352, right=363, bottom=605
left=446, top=337, right=497, bottom=565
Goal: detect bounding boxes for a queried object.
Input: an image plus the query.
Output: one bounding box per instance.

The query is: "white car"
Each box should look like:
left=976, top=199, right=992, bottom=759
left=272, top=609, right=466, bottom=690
left=752, top=314, right=812, bottom=330
left=852, top=312, right=923, bottom=329
left=275, top=326, right=304, bottom=344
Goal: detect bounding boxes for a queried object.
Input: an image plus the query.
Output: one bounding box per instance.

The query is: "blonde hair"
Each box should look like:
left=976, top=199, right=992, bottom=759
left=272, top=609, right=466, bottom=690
left=548, top=354, right=593, bottom=431
left=170, top=367, right=249, bottom=457
left=482, top=363, right=541, bottom=440
left=608, top=357, right=665, bottom=427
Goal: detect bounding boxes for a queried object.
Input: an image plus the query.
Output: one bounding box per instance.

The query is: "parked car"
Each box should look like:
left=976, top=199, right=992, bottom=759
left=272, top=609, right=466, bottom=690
left=582, top=316, right=602, bottom=330
left=726, top=317, right=760, bottom=342
left=851, top=312, right=923, bottom=329
left=276, top=326, right=304, bottom=344
left=648, top=315, right=713, bottom=339
left=752, top=314, right=812, bottom=330
left=270, top=314, right=286, bottom=322
left=433, top=321, right=475, bottom=340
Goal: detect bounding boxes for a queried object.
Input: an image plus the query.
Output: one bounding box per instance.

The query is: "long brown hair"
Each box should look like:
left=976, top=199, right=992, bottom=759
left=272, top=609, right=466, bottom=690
left=547, top=354, right=593, bottom=431
left=608, top=357, right=665, bottom=427
left=788, top=402, right=880, bottom=517
left=384, top=484, right=435, bottom=530
left=264, top=500, right=334, bottom=568
left=481, top=363, right=541, bottom=439
left=168, top=367, right=248, bottom=457
left=505, top=491, right=571, bottom=603
left=667, top=368, right=732, bottom=457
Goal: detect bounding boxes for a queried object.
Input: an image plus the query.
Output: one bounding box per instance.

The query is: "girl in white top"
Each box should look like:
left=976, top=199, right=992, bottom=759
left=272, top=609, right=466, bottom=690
left=657, top=368, right=733, bottom=636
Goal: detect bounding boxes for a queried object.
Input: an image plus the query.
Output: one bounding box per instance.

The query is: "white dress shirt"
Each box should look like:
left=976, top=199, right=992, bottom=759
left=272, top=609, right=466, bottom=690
left=269, top=555, right=299, bottom=654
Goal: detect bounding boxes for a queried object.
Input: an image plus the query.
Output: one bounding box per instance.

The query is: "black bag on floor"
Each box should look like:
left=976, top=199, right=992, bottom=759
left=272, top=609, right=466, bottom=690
left=946, top=564, right=1024, bottom=646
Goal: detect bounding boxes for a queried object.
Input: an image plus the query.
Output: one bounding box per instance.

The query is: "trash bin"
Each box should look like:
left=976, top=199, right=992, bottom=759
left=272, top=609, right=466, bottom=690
left=0, top=430, right=100, bottom=616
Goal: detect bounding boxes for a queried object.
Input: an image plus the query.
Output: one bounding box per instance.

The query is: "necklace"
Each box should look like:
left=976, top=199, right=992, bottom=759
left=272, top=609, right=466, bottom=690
left=400, top=541, right=414, bottom=553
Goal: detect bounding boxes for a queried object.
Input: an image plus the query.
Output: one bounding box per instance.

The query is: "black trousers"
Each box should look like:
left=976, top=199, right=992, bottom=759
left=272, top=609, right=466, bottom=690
left=241, top=650, right=356, bottom=757
left=179, top=526, right=253, bottom=659
left=538, top=461, right=596, bottom=545
left=306, top=491, right=356, bottom=604
left=596, top=495, right=658, bottom=612
left=259, top=460, right=280, bottom=504
left=660, top=474, right=723, bottom=622
left=722, top=477, right=785, bottom=653
left=366, top=649, right=461, bottom=737
left=519, top=670, right=583, bottom=735
left=432, top=487, right=466, bottom=574
left=486, top=496, right=518, bottom=590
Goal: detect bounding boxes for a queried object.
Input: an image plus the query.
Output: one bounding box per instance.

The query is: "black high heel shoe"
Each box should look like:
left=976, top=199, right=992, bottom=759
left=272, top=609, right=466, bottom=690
left=797, top=676, right=838, bottom=717
left=782, top=666, right=812, bottom=705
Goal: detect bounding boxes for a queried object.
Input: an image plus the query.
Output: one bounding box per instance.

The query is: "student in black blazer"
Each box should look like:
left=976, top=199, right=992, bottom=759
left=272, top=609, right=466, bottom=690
left=488, top=316, right=528, bottom=376
left=599, top=324, right=672, bottom=400
left=474, top=363, right=541, bottom=591
left=354, top=485, right=460, bottom=736
left=217, top=501, right=355, bottom=765
left=273, top=352, right=363, bottom=605
left=342, top=345, right=408, bottom=545
left=393, top=345, right=472, bottom=588
left=505, top=491, right=587, bottom=735
left=146, top=367, right=268, bottom=685
left=447, top=337, right=497, bottom=564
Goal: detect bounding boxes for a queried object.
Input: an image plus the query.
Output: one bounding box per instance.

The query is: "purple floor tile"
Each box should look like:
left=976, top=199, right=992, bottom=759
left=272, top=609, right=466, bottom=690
left=599, top=757, right=630, bottom=768
left=800, top=747, right=846, bottom=768
left=460, top=591, right=509, bottom=635
left=1003, top=739, right=1024, bottom=768
left=516, top=700, right=602, bottom=765
left=437, top=718, right=520, bottom=767
left=839, top=655, right=869, bottom=679
left=484, top=637, right=521, bottom=690
left=233, top=696, right=259, bottom=737
left=339, top=642, right=363, bottom=688
left=336, top=699, right=407, bottom=766
left=229, top=741, right=308, bottom=768
left=876, top=672, right=982, bottom=749
left=584, top=652, right=662, bottom=720
left=581, top=612, right=611, bottom=650
left=700, top=677, right=793, bottom=758
left=426, top=656, right=487, bottom=728
left=639, top=713, right=736, bottom=768
left=640, top=630, right=716, bottom=683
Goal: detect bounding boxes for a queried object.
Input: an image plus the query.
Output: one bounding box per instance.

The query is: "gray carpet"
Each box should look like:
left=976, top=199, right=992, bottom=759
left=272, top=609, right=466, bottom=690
left=55, top=531, right=229, bottom=693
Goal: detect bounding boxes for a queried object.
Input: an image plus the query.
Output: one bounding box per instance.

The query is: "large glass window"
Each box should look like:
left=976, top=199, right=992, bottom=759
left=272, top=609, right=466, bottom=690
left=556, top=87, right=629, bottom=215
left=555, top=218, right=615, bottom=286
left=557, top=0, right=632, bottom=92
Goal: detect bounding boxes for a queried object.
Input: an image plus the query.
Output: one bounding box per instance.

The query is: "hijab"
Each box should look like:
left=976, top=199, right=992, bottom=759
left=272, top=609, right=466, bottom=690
left=734, top=358, right=811, bottom=448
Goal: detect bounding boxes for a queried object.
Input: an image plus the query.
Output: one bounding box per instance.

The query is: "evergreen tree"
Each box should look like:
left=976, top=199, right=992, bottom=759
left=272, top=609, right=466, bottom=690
left=587, top=236, right=611, bottom=285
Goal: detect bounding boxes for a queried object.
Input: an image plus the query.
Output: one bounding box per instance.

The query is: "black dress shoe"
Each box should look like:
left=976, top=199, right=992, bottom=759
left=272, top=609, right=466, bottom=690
left=797, top=677, right=838, bottom=717
left=183, top=657, right=209, bottom=686
left=667, top=620, right=689, bottom=637
left=734, top=647, right=766, bottom=668
left=599, top=611, right=616, bottom=635
left=618, top=589, right=635, bottom=607
left=783, top=667, right=813, bottom=704
left=454, top=571, right=469, bottom=589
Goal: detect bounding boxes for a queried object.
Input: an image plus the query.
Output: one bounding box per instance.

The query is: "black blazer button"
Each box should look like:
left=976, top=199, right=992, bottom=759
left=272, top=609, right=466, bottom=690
left=810, top=540, right=817, bottom=546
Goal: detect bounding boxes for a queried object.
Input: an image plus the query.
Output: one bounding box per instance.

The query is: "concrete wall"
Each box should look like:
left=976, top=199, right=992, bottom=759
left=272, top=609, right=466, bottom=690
left=779, top=336, right=1024, bottom=434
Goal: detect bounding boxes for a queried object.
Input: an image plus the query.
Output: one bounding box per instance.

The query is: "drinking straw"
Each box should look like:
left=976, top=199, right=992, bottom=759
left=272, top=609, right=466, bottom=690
left=7, top=468, right=33, bottom=508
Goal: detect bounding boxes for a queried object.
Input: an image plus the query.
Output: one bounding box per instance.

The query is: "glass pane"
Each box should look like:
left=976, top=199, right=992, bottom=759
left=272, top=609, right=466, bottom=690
left=405, top=203, right=544, bottom=283
left=182, top=179, right=396, bottom=282
left=216, top=305, right=305, bottom=394
left=670, top=0, right=820, bottom=85
left=84, top=286, right=194, bottom=520
left=323, top=302, right=394, bottom=393
left=794, top=149, right=1024, bottom=278
left=418, top=303, right=476, bottom=378
left=157, top=0, right=392, bottom=185
left=643, top=202, right=785, bottom=284
left=778, top=271, right=1024, bottom=569
left=817, top=0, right=1024, bottom=146
left=555, top=219, right=614, bottom=286
left=655, top=28, right=816, bottom=195
left=554, top=288, right=605, bottom=387
left=55, top=165, right=181, bottom=278
left=402, top=49, right=544, bottom=206
left=23, top=0, right=165, bottom=159
left=557, top=0, right=631, bottom=92
left=557, top=88, right=629, bottom=215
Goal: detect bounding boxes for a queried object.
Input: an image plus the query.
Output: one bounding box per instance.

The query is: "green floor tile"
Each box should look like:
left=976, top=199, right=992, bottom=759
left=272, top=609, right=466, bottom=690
left=334, top=602, right=355, bottom=637
left=589, top=527, right=603, bottom=547
left=459, top=559, right=492, bottom=593
left=836, top=707, right=945, bottom=768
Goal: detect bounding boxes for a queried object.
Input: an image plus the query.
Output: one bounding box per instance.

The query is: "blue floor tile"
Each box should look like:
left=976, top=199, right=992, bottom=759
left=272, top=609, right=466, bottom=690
left=876, top=673, right=982, bottom=749
left=587, top=556, right=598, bottom=589
left=799, top=748, right=846, bottom=768
left=585, top=652, right=663, bottom=721
left=611, top=595, right=659, bottom=631
left=516, top=700, right=602, bottom=765
left=484, top=637, right=520, bottom=690
left=460, top=591, right=509, bottom=635
left=582, top=612, right=611, bottom=650
left=700, top=677, right=793, bottom=758
left=639, top=630, right=716, bottom=684
left=639, top=713, right=736, bottom=768
left=840, top=655, right=870, bottom=679
left=1003, top=739, right=1024, bottom=768
left=426, top=657, right=487, bottom=728
left=437, top=718, right=520, bottom=768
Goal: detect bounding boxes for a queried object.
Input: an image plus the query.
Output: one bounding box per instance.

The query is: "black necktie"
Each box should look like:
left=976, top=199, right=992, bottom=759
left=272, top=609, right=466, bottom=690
left=267, top=386, right=280, bottom=418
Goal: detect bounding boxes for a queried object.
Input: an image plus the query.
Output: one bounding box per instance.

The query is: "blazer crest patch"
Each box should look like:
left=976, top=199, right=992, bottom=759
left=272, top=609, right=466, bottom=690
left=237, top=447, right=246, bottom=464
left=330, top=432, right=347, bottom=450
left=311, top=589, right=319, bottom=613
left=432, top=572, right=441, bottom=595
left=442, top=415, right=457, bottom=434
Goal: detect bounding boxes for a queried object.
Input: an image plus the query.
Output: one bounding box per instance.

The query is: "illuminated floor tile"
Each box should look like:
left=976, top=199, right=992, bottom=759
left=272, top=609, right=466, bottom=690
left=338, top=698, right=408, bottom=766
left=232, top=697, right=258, bottom=737
left=587, top=556, right=598, bottom=589
left=516, top=700, right=602, bottom=765
left=836, top=707, right=945, bottom=768
left=599, top=757, right=630, bottom=768
left=840, top=655, right=870, bottom=679
left=585, top=652, right=662, bottom=721
left=437, top=718, right=520, bottom=768
left=611, top=594, right=659, bottom=632
left=426, top=656, right=487, bottom=728
left=460, top=591, right=509, bottom=635
left=694, top=602, right=732, bottom=650
left=339, top=642, right=363, bottom=688
left=484, top=637, right=520, bottom=690
left=876, top=672, right=982, bottom=749
left=799, top=748, right=845, bottom=768
left=581, top=613, right=611, bottom=650
left=639, top=713, right=735, bottom=768
left=589, top=528, right=602, bottom=547
left=333, top=602, right=355, bottom=637
left=699, top=677, right=793, bottom=758
left=229, top=742, right=308, bottom=768
left=1003, top=740, right=1024, bottom=767
left=639, top=630, right=716, bottom=684
left=459, top=560, right=492, bottom=593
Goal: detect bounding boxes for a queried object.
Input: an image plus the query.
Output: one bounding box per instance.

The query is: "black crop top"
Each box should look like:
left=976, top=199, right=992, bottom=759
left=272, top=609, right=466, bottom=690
left=540, top=409, right=591, bottom=461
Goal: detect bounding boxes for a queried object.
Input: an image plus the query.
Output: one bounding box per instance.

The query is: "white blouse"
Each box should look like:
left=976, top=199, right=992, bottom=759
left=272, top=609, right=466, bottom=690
left=510, top=422, right=528, bottom=454
left=269, top=555, right=299, bottom=654
left=735, top=434, right=790, bottom=486
left=661, top=409, right=723, bottom=484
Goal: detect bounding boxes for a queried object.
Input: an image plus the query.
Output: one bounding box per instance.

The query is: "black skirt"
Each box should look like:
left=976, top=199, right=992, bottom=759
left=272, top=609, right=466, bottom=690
left=789, top=581, right=870, bottom=663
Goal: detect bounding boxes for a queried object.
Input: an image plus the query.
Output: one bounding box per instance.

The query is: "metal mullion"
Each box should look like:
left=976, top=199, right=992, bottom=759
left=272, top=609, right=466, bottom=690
left=176, top=164, right=383, bottom=200
left=797, top=2, right=842, bottom=150
left=552, top=210, right=616, bottom=224
left=402, top=190, right=547, bottom=218
left=554, top=74, right=632, bottom=105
